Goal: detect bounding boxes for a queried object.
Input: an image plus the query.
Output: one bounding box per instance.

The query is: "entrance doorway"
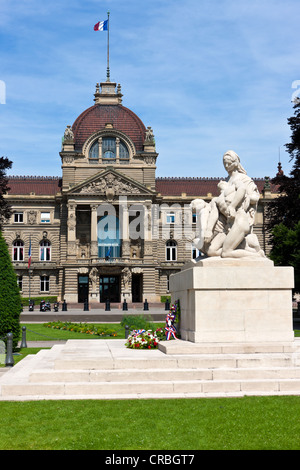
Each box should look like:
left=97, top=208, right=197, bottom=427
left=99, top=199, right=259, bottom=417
left=78, top=275, right=89, bottom=303
left=132, top=273, right=143, bottom=303
left=100, top=275, right=120, bottom=303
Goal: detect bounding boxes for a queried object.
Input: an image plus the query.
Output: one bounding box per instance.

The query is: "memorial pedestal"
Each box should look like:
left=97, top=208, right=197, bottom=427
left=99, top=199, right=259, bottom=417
left=169, top=257, right=294, bottom=344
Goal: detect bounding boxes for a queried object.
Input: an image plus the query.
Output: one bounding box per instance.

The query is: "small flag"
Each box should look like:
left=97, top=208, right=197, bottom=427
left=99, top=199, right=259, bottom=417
left=94, top=20, right=108, bottom=31
left=28, top=238, right=32, bottom=268
left=105, top=246, right=112, bottom=259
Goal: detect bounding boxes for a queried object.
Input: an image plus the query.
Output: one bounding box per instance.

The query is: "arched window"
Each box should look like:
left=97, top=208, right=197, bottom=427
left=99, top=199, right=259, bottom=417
left=166, top=240, right=177, bottom=261
left=13, top=240, right=24, bottom=261
left=89, top=137, right=129, bottom=162
left=119, top=141, right=129, bottom=160
left=102, top=137, right=116, bottom=159
left=40, top=240, right=51, bottom=261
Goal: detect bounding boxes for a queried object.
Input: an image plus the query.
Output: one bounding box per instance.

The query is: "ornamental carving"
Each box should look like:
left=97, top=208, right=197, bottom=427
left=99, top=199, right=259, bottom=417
left=79, top=173, right=142, bottom=197
left=28, top=211, right=37, bottom=225
left=144, top=156, right=156, bottom=165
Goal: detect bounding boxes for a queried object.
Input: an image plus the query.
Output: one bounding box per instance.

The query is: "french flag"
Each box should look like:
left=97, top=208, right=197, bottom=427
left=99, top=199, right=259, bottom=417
left=28, top=238, right=32, bottom=268
left=94, top=20, right=108, bottom=31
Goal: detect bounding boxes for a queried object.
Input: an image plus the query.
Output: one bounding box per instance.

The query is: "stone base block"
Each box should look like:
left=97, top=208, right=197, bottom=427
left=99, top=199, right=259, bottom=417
left=169, top=257, right=295, bottom=344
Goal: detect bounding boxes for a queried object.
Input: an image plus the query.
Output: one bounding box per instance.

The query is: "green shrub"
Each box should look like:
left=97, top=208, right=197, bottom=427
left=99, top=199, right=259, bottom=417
left=120, top=314, right=155, bottom=332
left=0, top=231, right=22, bottom=349
left=160, top=295, right=171, bottom=303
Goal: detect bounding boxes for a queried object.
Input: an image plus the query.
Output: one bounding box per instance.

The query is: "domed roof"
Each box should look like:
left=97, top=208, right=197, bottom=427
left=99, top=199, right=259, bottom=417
left=72, top=103, right=147, bottom=153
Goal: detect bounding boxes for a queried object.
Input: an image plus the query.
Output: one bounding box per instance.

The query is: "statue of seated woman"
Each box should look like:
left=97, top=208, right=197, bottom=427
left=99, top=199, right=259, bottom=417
left=191, top=150, right=265, bottom=259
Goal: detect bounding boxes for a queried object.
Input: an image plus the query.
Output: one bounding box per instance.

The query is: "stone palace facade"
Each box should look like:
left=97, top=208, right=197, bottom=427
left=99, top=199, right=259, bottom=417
left=2, top=80, right=277, bottom=304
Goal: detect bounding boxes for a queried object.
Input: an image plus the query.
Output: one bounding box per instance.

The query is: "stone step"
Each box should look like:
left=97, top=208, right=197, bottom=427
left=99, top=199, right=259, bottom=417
left=53, top=353, right=300, bottom=371
left=29, top=366, right=300, bottom=383
left=1, top=339, right=300, bottom=400
left=2, top=377, right=300, bottom=398
left=159, top=340, right=300, bottom=355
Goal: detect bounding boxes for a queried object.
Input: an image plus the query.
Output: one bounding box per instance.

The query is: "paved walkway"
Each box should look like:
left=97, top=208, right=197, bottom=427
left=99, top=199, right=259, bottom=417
left=20, top=305, right=167, bottom=323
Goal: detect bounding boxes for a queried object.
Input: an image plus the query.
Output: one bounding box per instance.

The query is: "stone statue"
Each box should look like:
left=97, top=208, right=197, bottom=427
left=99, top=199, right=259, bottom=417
left=145, top=126, right=155, bottom=143
left=64, top=125, right=74, bottom=141
left=89, top=267, right=98, bottom=291
left=191, top=150, right=265, bottom=259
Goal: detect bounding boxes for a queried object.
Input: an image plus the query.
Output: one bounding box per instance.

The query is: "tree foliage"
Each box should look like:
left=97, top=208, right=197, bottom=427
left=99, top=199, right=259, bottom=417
left=0, top=230, right=22, bottom=349
left=266, top=101, right=300, bottom=292
left=269, top=222, right=300, bottom=292
left=0, top=156, right=12, bottom=230
left=267, top=102, right=300, bottom=230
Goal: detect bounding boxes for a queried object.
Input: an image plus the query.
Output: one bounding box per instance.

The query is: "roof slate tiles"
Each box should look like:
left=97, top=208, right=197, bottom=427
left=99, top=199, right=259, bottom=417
left=6, top=176, right=275, bottom=197
left=72, top=104, right=146, bottom=152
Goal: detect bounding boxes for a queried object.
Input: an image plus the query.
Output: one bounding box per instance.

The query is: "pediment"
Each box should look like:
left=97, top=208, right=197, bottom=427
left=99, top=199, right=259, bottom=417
left=68, top=169, right=155, bottom=199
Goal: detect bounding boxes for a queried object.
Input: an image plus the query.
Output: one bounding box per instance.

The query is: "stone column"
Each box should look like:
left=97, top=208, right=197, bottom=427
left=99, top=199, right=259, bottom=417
left=143, top=201, right=153, bottom=261
left=116, top=137, right=120, bottom=163
left=67, top=200, right=77, bottom=258
left=98, top=137, right=102, bottom=159
left=120, top=197, right=130, bottom=260
left=90, top=204, right=98, bottom=259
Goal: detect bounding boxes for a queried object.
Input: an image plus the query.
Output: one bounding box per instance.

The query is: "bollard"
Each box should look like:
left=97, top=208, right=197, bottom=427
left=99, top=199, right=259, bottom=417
left=62, top=300, right=67, bottom=311
left=105, top=299, right=111, bottom=311
left=83, top=299, right=89, bottom=311
left=122, top=298, right=128, bottom=311
left=125, top=325, right=129, bottom=339
left=165, top=299, right=170, bottom=311
left=5, top=332, right=14, bottom=367
left=143, top=299, right=149, bottom=311
left=20, top=326, right=27, bottom=348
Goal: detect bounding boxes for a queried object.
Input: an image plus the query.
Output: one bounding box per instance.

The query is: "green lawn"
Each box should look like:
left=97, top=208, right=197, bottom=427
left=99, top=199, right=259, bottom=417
left=22, top=322, right=126, bottom=340
left=0, top=396, right=299, bottom=450
left=20, top=321, right=166, bottom=341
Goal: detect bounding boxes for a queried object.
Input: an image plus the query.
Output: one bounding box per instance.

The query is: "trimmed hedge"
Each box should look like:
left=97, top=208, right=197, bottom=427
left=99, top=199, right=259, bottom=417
left=0, top=231, right=22, bottom=349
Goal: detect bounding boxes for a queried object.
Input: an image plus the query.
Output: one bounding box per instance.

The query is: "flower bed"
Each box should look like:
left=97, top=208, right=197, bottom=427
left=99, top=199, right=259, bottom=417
left=43, top=321, right=118, bottom=337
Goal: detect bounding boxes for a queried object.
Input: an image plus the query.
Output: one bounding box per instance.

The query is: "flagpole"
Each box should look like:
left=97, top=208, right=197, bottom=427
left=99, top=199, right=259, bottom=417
left=107, top=10, right=110, bottom=81
left=28, top=236, right=31, bottom=302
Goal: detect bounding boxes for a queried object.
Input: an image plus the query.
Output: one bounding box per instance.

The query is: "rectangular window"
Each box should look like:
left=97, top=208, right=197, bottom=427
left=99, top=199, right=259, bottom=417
left=14, top=212, right=23, bottom=223
left=40, top=245, right=51, bottom=261
left=192, top=213, right=197, bottom=223
left=17, top=275, right=23, bottom=291
left=41, top=212, right=50, bottom=223
left=166, top=212, right=175, bottom=224
left=40, top=275, right=50, bottom=292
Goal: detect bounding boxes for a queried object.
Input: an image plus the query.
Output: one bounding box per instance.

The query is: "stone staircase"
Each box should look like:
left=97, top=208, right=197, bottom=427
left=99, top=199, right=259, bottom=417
left=1, top=338, right=300, bottom=400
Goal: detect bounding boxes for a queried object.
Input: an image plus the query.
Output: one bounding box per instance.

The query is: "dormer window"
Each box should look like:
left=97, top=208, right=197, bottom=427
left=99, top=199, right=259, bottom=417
left=89, top=136, right=129, bottom=163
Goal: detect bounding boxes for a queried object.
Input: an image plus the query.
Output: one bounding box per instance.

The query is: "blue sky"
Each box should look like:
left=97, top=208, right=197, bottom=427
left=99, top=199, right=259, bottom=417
left=0, top=0, right=299, bottom=179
